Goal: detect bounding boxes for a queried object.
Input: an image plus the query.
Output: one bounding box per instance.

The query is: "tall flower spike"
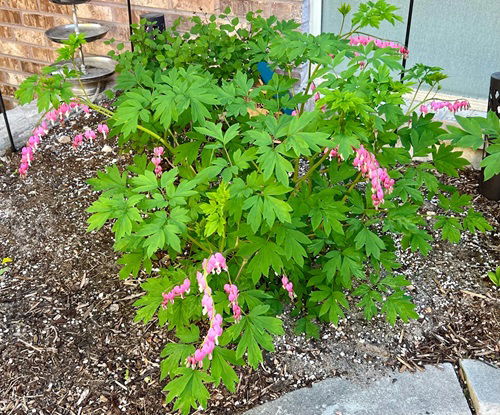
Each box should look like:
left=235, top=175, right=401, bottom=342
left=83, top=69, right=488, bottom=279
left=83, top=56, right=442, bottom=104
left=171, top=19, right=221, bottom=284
left=352, top=145, right=394, bottom=208
left=187, top=254, right=230, bottom=368
left=350, top=35, right=409, bottom=58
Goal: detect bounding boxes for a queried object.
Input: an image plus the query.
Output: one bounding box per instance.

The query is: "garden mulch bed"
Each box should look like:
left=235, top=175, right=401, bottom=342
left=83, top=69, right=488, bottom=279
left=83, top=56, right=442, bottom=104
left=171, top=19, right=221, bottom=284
left=0, top=109, right=498, bottom=414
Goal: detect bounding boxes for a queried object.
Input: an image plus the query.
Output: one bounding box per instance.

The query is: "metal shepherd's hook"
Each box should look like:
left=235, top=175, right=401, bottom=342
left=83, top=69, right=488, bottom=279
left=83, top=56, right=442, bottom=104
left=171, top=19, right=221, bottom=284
left=72, top=4, right=87, bottom=74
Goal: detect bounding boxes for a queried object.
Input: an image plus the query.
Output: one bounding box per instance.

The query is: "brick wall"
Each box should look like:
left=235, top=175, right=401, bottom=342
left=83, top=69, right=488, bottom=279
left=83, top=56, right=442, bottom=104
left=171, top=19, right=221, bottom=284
left=0, top=0, right=306, bottom=110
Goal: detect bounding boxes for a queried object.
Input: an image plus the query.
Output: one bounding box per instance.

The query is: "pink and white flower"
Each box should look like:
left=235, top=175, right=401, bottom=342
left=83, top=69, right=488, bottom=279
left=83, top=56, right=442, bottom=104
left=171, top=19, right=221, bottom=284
left=224, top=284, right=242, bottom=321
left=202, top=252, right=228, bottom=275
left=281, top=275, right=295, bottom=300
left=352, top=145, right=394, bottom=208
left=84, top=129, right=97, bottom=141
left=72, top=134, right=84, bottom=148
left=97, top=124, right=109, bottom=139
left=161, top=278, right=191, bottom=308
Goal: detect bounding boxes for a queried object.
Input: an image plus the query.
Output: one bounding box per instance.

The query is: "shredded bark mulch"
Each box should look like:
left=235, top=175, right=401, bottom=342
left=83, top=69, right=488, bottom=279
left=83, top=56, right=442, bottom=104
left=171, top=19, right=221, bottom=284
left=0, top=110, right=498, bottom=414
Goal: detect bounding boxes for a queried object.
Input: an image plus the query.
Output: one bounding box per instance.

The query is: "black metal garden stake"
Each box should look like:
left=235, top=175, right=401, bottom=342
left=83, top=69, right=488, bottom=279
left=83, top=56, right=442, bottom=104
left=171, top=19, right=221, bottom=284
left=0, top=89, right=16, bottom=152
left=400, top=0, right=414, bottom=80
left=478, top=72, right=500, bottom=201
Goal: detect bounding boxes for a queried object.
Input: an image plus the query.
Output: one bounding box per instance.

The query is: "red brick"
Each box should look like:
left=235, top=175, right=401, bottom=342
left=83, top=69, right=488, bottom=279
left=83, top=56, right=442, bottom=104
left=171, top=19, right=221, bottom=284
left=53, top=15, right=71, bottom=26
left=172, top=0, right=215, bottom=13
left=2, top=40, right=30, bottom=58
left=20, top=59, right=45, bottom=74
left=111, top=6, right=130, bottom=25
left=77, top=4, right=113, bottom=21
left=38, top=2, right=71, bottom=14
left=0, top=0, right=39, bottom=10
left=0, top=70, right=27, bottom=86
left=0, top=55, right=21, bottom=71
left=0, top=25, right=13, bottom=39
left=0, top=10, right=22, bottom=25
left=30, top=46, right=57, bottom=63
left=0, top=83, right=17, bottom=96
left=133, top=0, right=173, bottom=8
left=14, top=27, right=48, bottom=46
left=22, top=13, right=54, bottom=28
left=272, top=2, right=303, bottom=21
left=219, top=1, right=272, bottom=17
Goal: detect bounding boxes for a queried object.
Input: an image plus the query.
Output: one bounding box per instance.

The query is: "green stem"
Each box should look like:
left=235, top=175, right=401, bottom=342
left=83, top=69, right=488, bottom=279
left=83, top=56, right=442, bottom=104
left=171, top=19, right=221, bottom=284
left=406, top=80, right=424, bottom=116
left=341, top=24, right=361, bottom=39
left=338, top=15, right=346, bottom=36
left=406, top=86, right=437, bottom=116
left=299, top=62, right=322, bottom=114
left=186, top=234, right=211, bottom=254
left=234, top=258, right=248, bottom=282
left=341, top=172, right=363, bottom=202
left=293, top=152, right=329, bottom=192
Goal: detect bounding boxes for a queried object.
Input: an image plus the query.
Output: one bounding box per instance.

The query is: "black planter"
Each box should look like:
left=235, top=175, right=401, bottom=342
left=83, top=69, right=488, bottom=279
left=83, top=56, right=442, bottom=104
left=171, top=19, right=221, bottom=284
left=478, top=72, right=500, bottom=201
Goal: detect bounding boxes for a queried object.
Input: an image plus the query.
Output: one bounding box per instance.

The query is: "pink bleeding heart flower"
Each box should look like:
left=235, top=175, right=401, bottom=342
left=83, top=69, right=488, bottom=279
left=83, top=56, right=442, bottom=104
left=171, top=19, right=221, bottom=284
left=202, top=253, right=228, bottom=275
left=154, top=147, right=164, bottom=157
left=72, top=134, right=84, bottom=148
left=81, top=105, right=90, bottom=114
left=40, top=121, right=49, bottom=135
left=224, top=283, right=242, bottom=321
left=281, top=275, right=295, bottom=300
left=28, top=136, right=39, bottom=151
left=46, top=110, right=58, bottom=125
left=58, top=103, right=70, bottom=119
left=18, top=162, right=29, bottom=177
left=33, top=126, right=45, bottom=138
left=352, top=145, right=394, bottom=208
left=97, top=124, right=109, bottom=139
left=161, top=279, right=190, bottom=308
left=84, top=130, right=96, bottom=141
left=21, top=146, right=33, bottom=166
left=420, top=105, right=429, bottom=114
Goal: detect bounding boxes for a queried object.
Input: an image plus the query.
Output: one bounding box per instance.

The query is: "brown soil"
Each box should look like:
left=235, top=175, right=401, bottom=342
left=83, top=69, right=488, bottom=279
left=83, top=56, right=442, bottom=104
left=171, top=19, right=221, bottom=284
left=0, top=109, right=498, bottom=414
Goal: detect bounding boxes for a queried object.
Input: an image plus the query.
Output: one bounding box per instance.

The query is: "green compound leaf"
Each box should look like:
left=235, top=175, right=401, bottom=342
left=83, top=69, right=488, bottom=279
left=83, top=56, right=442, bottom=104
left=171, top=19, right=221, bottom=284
left=434, top=216, right=462, bottom=243
left=354, top=226, right=386, bottom=259
left=160, top=343, right=195, bottom=380
left=164, top=368, right=213, bottom=415
left=381, top=291, right=419, bottom=325
left=294, top=317, right=320, bottom=339
left=432, top=144, right=469, bottom=177
left=462, top=209, right=492, bottom=233
left=234, top=305, right=284, bottom=369
left=210, top=347, right=242, bottom=392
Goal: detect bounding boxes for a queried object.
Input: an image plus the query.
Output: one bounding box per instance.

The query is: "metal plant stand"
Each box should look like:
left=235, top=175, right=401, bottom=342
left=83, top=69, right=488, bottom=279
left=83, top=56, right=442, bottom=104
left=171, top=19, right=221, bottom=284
left=45, top=0, right=116, bottom=97
left=478, top=72, right=500, bottom=201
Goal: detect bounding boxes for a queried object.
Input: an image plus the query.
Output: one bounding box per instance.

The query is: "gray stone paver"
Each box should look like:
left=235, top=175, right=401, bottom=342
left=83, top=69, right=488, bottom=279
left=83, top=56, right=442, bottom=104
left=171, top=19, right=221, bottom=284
left=460, top=359, right=500, bottom=415
left=0, top=101, right=39, bottom=156
left=244, top=363, right=471, bottom=415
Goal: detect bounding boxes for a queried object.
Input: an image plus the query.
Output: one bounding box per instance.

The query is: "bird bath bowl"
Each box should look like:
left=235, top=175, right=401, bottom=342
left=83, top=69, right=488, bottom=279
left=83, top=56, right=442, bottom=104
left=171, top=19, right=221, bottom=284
left=53, top=56, right=116, bottom=97
left=49, top=0, right=90, bottom=4
left=46, top=23, right=109, bottom=44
